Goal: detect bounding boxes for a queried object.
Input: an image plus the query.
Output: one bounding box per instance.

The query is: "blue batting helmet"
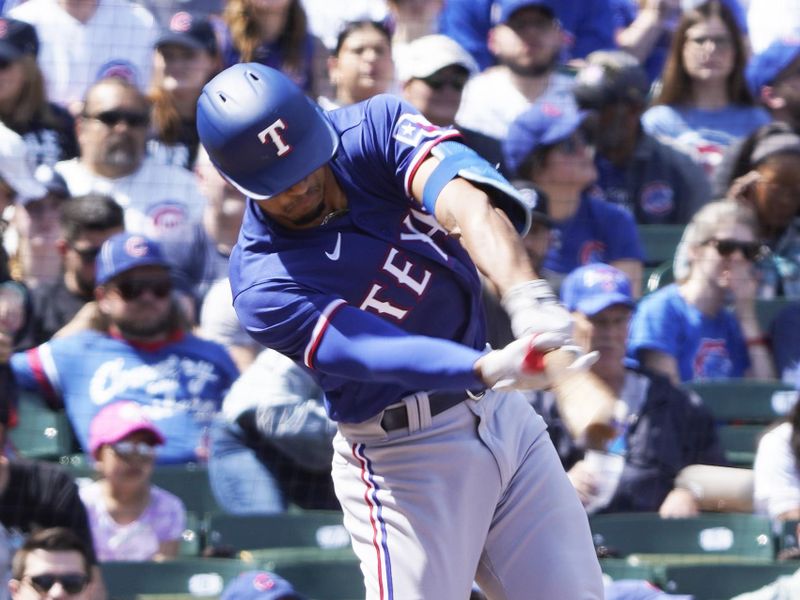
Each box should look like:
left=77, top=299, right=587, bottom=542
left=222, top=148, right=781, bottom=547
left=196, top=63, right=340, bottom=199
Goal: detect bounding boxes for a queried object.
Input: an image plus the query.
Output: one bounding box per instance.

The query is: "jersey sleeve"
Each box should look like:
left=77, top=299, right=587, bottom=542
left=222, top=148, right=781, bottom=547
left=9, top=342, right=64, bottom=408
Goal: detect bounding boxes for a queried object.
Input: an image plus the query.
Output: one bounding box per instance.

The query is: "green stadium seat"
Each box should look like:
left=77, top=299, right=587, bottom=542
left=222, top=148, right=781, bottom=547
left=660, top=562, right=799, bottom=600
left=686, top=380, right=797, bottom=424
left=589, top=513, right=774, bottom=560
left=637, top=224, right=685, bottom=267
left=272, top=557, right=364, bottom=600
left=10, top=391, right=79, bottom=460
left=718, top=424, right=767, bottom=467
left=775, top=520, right=800, bottom=555
left=756, top=297, right=795, bottom=333
left=206, top=511, right=349, bottom=553
left=644, top=260, right=674, bottom=294
left=600, top=558, right=660, bottom=582
left=101, top=558, right=253, bottom=600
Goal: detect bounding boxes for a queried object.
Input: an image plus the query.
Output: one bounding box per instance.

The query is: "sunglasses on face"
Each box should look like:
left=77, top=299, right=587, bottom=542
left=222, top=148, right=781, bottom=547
left=112, top=278, right=172, bottom=301
left=420, top=72, right=469, bottom=92
left=25, top=573, right=88, bottom=595
left=70, top=244, right=102, bottom=265
left=110, top=441, right=157, bottom=458
left=82, top=110, right=149, bottom=128
left=702, top=238, right=764, bottom=261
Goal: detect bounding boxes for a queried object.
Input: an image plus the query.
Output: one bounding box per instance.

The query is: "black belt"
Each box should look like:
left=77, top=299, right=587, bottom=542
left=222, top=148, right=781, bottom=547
left=380, top=391, right=468, bottom=432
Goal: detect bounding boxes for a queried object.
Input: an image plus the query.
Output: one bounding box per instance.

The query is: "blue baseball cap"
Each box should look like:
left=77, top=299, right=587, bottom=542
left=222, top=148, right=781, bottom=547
left=560, top=263, right=635, bottom=317
left=220, top=571, right=305, bottom=600
left=95, top=232, right=170, bottom=285
left=503, top=101, right=586, bottom=177
left=492, top=0, right=557, bottom=24
left=746, top=36, right=800, bottom=96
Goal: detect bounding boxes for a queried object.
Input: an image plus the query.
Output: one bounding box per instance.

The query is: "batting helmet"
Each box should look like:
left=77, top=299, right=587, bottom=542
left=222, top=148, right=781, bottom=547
left=573, top=50, right=650, bottom=111
left=196, top=63, right=340, bottom=199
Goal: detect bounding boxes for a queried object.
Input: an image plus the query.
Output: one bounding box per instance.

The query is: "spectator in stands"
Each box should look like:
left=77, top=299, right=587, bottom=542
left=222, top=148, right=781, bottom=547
left=209, top=348, right=339, bottom=514
left=745, top=37, right=800, bottom=131
left=220, top=0, right=329, bottom=98
left=753, top=393, right=800, bottom=520
left=771, top=303, right=800, bottom=387
left=5, top=233, right=239, bottom=464
left=10, top=166, right=71, bottom=291
left=395, top=34, right=477, bottom=128
left=320, top=20, right=395, bottom=110
left=10, top=0, right=158, bottom=115
left=147, top=13, right=221, bottom=171
left=24, top=194, right=124, bottom=347
left=454, top=0, right=574, bottom=168
left=574, top=50, right=711, bottom=224
left=80, top=401, right=186, bottom=562
left=642, top=0, right=770, bottom=180
left=221, top=570, right=306, bottom=600
left=629, top=201, right=776, bottom=382
left=386, top=0, right=442, bottom=51
left=55, top=77, right=210, bottom=306
left=503, top=101, right=644, bottom=295
left=437, top=0, right=616, bottom=72
left=721, top=122, right=800, bottom=298
left=0, top=18, right=77, bottom=168
left=8, top=528, right=93, bottom=600
left=530, top=263, right=724, bottom=516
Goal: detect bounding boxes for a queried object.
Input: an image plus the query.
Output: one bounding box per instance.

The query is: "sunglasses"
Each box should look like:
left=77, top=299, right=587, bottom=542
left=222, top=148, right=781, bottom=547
left=110, top=441, right=158, bottom=458
left=83, top=110, right=149, bottom=128
left=112, top=278, right=172, bottom=301
left=702, top=238, right=764, bottom=261
left=70, top=244, right=102, bottom=265
left=25, top=573, right=88, bottom=595
left=421, top=73, right=469, bottom=92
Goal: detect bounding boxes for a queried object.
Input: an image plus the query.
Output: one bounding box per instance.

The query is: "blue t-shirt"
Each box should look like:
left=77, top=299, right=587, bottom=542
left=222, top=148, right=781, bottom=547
left=10, top=331, right=238, bottom=463
left=628, top=284, right=750, bottom=382
left=544, top=192, right=644, bottom=275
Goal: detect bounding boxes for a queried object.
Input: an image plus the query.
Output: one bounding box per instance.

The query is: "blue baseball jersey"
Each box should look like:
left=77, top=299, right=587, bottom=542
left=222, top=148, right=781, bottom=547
left=628, top=284, right=750, bottom=382
left=231, top=95, right=488, bottom=423
left=10, top=331, right=238, bottom=463
left=544, top=192, right=644, bottom=275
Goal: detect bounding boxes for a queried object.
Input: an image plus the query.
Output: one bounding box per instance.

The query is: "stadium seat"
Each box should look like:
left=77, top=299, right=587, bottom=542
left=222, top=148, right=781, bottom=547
left=718, top=424, right=767, bottom=467
left=206, top=511, right=350, bottom=553
left=637, top=224, right=685, bottom=267
left=600, top=558, right=659, bottom=582
left=775, top=519, right=800, bottom=555
left=272, top=557, right=364, bottom=600
left=660, top=562, right=799, bottom=600
left=644, top=260, right=674, bottom=294
left=9, top=391, right=79, bottom=460
left=589, top=513, right=774, bottom=561
left=686, top=379, right=797, bottom=424
left=101, top=558, right=253, bottom=600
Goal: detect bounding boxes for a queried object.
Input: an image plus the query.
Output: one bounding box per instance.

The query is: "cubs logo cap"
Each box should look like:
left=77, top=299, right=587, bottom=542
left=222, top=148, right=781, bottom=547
left=0, top=17, right=38, bottom=61
left=95, top=232, right=170, bottom=285
left=220, top=571, right=305, bottom=600
left=88, top=401, right=165, bottom=459
left=156, top=12, right=218, bottom=56
left=746, top=36, right=800, bottom=96
left=560, top=263, right=635, bottom=317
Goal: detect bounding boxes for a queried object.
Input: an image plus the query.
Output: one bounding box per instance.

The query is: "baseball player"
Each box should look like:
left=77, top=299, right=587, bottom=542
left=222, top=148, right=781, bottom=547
left=197, top=63, right=603, bottom=599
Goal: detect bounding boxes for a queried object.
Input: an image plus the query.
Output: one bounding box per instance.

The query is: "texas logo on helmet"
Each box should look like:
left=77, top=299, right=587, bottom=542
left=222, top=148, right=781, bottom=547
left=258, top=118, right=292, bottom=157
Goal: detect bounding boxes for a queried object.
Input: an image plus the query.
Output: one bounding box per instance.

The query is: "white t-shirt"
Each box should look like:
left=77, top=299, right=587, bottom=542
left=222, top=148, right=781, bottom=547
left=11, top=0, right=158, bottom=108
left=455, top=68, right=575, bottom=140
left=54, top=156, right=207, bottom=241
left=753, top=422, right=800, bottom=519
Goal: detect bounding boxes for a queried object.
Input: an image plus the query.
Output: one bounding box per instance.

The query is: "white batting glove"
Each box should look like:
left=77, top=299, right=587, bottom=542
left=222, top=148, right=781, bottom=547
left=501, top=279, right=573, bottom=340
left=476, top=333, right=597, bottom=390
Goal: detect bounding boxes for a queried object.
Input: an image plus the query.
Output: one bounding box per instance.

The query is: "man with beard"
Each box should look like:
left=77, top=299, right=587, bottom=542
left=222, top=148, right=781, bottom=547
left=23, top=194, right=123, bottom=346
left=54, top=77, right=210, bottom=309
left=3, top=232, right=238, bottom=464
left=454, top=0, right=576, bottom=170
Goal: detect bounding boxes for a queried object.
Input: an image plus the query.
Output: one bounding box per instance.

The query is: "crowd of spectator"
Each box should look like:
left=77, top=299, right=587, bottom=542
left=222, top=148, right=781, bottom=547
left=0, top=0, right=797, bottom=597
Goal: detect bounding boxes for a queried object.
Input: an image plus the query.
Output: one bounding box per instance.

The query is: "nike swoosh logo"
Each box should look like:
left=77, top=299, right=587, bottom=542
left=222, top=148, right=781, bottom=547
left=325, top=232, right=342, bottom=261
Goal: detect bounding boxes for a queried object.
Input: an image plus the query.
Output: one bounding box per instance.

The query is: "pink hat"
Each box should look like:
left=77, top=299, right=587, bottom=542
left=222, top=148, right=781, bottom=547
left=88, top=401, right=165, bottom=458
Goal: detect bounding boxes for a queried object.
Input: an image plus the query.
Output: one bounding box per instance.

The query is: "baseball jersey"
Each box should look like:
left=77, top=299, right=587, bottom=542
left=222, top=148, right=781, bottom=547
left=543, top=192, right=644, bottom=276
left=10, top=331, right=238, bottom=463
left=231, top=95, right=488, bottom=423
left=10, top=0, right=158, bottom=108
left=628, top=284, right=751, bottom=382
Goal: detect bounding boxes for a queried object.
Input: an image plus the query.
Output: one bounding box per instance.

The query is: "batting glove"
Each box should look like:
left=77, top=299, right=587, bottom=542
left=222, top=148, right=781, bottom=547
left=476, top=333, right=598, bottom=390
left=501, top=279, right=573, bottom=340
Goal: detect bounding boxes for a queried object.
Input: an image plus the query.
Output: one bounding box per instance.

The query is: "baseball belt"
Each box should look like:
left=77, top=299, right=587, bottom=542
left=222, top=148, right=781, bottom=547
left=380, top=391, right=470, bottom=432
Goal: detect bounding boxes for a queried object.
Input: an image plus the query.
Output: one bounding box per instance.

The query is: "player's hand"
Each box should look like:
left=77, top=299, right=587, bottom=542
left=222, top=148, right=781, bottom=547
left=501, top=279, right=573, bottom=341
left=475, top=333, right=597, bottom=390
